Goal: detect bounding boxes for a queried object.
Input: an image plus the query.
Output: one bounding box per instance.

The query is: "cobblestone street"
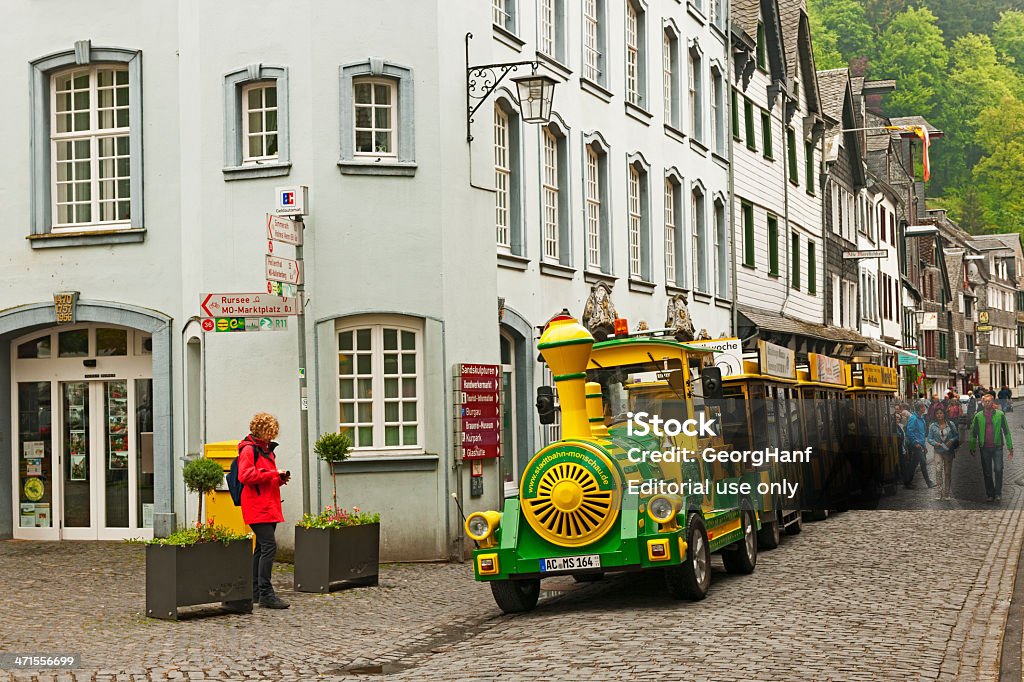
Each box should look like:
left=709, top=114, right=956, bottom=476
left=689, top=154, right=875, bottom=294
left=5, top=422, right=1024, bottom=681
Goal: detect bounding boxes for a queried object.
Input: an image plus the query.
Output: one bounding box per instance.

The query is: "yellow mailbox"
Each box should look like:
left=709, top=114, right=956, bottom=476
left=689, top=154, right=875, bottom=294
left=203, top=440, right=250, bottom=538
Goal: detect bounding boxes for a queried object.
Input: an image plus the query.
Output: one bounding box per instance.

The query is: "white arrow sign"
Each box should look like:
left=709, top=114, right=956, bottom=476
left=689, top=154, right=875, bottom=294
left=200, top=293, right=299, bottom=317
left=266, top=255, right=303, bottom=285
left=266, top=213, right=303, bottom=246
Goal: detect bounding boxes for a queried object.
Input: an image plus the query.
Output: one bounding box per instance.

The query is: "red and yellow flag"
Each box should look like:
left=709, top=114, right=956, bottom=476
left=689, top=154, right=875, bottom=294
left=887, top=125, right=931, bottom=182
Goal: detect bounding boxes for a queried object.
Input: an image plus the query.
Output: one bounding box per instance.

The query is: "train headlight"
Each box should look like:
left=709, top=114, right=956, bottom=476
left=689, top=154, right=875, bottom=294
left=647, top=495, right=680, bottom=524
left=465, top=510, right=502, bottom=544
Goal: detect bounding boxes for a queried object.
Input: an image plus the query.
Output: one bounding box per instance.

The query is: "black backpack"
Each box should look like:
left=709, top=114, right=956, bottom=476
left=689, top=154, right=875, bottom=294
left=225, top=444, right=262, bottom=506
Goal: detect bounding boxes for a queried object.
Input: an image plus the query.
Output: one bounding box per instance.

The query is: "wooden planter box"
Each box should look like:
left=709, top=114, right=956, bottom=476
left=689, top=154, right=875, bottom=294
left=294, top=523, right=380, bottom=593
left=145, top=539, right=252, bottom=620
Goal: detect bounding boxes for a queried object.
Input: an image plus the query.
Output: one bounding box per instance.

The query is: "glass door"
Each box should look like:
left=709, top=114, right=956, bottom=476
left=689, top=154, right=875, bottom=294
left=59, top=379, right=139, bottom=540
left=15, top=382, right=57, bottom=539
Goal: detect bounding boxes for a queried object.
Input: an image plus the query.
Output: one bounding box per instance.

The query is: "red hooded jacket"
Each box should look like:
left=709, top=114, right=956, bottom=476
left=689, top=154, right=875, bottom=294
left=237, top=434, right=285, bottom=525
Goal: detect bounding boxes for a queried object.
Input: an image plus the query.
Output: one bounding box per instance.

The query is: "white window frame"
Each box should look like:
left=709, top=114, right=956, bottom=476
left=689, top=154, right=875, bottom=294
left=626, top=3, right=640, bottom=106
left=337, top=319, right=424, bottom=454
left=542, top=127, right=560, bottom=261
left=585, top=145, right=602, bottom=269
left=688, top=46, right=703, bottom=141
left=692, top=186, right=708, bottom=293
left=352, top=77, right=398, bottom=159
left=665, top=180, right=677, bottom=285
left=494, top=106, right=512, bottom=249
left=629, top=165, right=643, bottom=277
left=240, top=81, right=279, bottom=164
left=714, top=197, right=728, bottom=297
left=50, top=65, right=131, bottom=232
left=710, top=67, right=724, bottom=154
left=583, top=0, right=603, bottom=83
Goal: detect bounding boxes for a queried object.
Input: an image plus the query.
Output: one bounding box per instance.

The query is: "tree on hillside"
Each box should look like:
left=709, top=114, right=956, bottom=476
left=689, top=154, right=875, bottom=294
left=923, top=0, right=1022, bottom=42
left=870, top=7, right=948, bottom=119
left=970, top=96, right=1024, bottom=234
left=809, top=0, right=874, bottom=62
left=862, top=0, right=910, bottom=31
left=993, top=10, right=1024, bottom=72
left=933, top=34, right=1021, bottom=189
left=808, top=0, right=847, bottom=69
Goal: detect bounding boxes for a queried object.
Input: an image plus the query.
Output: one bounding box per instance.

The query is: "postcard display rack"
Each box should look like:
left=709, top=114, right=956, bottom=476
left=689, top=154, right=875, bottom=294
left=107, top=381, right=129, bottom=471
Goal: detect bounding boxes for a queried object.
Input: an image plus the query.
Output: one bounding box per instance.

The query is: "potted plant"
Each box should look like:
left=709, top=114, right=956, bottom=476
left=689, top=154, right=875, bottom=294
left=293, top=432, right=381, bottom=593
left=144, top=457, right=253, bottom=620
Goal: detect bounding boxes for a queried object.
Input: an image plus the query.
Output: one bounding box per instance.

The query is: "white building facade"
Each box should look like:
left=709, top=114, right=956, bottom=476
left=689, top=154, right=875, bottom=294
left=489, top=0, right=733, bottom=493
left=2, top=0, right=505, bottom=560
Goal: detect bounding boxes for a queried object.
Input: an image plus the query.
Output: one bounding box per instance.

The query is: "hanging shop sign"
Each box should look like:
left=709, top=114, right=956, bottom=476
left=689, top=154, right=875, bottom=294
left=898, top=353, right=920, bottom=366
left=688, top=338, right=743, bottom=377
left=53, top=291, right=80, bottom=324
left=759, top=340, right=796, bottom=379
left=863, top=364, right=899, bottom=390
left=842, top=249, right=888, bottom=260
left=809, top=353, right=845, bottom=385
left=453, top=363, right=502, bottom=460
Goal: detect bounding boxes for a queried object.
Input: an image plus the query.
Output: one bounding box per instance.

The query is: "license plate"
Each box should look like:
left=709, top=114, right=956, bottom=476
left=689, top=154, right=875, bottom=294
left=539, top=555, right=601, bottom=573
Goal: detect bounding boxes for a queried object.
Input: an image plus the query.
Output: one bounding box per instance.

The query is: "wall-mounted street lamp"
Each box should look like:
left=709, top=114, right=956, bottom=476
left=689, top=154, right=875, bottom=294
left=465, top=32, right=557, bottom=142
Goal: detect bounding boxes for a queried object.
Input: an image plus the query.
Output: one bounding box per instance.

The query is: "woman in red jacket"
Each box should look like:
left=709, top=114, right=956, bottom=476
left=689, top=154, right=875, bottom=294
left=238, top=412, right=291, bottom=609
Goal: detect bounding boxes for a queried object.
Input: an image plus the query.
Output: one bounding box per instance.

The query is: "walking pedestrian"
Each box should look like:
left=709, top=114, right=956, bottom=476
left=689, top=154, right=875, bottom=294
left=904, top=402, right=935, bottom=489
left=998, top=385, right=1013, bottom=412
left=927, top=407, right=959, bottom=500
left=238, top=412, right=291, bottom=609
left=969, top=394, right=1014, bottom=503
left=927, top=394, right=942, bottom=424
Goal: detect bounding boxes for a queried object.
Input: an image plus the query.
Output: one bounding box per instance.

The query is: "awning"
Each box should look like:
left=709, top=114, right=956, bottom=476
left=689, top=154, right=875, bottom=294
left=871, top=338, right=924, bottom=360
left=737, top=306, right=881, bottom=349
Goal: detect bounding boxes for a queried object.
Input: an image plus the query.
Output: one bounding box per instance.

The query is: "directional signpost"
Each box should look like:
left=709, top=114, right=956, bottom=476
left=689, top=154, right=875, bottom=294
left=200, top=293, right=298, bottom=318
left=842, top=249, right=888, bottom=260
left=266, top=255, right=303, bottom=285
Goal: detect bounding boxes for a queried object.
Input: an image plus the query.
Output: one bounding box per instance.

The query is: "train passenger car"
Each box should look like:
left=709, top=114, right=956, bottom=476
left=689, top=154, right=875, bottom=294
left=691, top=338, right=806, bottom=548
left=845, top=364, right=901, bottom=496
left=465, top=314, right=762, bottom=613
left=795, top=353, right=853, bottom=518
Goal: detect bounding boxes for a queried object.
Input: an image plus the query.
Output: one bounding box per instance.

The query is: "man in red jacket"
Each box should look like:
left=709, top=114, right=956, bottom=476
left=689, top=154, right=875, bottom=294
left=238, top=412, right=291, bottom=609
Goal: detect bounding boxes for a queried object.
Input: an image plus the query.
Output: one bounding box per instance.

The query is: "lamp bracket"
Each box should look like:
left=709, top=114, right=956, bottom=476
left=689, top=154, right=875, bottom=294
left=466, top=32, right=539, bottom=142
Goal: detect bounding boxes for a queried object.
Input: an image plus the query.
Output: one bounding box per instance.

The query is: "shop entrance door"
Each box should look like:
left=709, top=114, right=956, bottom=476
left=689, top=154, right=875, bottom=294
left=59, top=379, right=139, bottom=540
left=12, top=325, right=154, bottom=540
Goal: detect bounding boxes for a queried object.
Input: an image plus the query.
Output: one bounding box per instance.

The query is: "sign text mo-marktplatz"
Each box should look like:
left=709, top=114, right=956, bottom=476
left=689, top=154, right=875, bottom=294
left=200, top=317, right=288, bottom=333
left=200, top=293, right=298, bottom=317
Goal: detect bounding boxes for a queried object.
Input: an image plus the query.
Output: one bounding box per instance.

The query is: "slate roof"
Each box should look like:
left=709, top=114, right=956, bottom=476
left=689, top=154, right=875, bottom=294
left=737, top=306, right=880, bottom=346
left=969, top=234, right=1021, bottom=253
left=777, top=0, right=803, bottom=77
left=817, top=68, right=848, bottom=123
left=733, top=0, right=761, bottom=39
left=850, top=77, right=864, bottom=96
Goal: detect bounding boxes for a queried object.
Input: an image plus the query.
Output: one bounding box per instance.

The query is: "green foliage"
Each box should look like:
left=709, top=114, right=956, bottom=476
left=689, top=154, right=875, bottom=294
left=315, top=430, right=353, bottom=508
left=925, top=0, right=1023, bottom=42
left=182, top=456, right=224, bottom=525
left=144, top=521, right=252, bottom=546
left=314, top=431, right=353, bottom=464
left=933, top=33, right=1020, bottom=188
left=808, top=1, right=847, bottom=69
left=810, top=0, right=873, bottom=61
left=993, top=10, right=1024, bottom=72
left=970, top=97, right=1024, bottom=233
left=298, top=506, right=380, bottom=529
left=183, top=457, right=224, bottom=496
left=870, top=7, right=948, bottom=119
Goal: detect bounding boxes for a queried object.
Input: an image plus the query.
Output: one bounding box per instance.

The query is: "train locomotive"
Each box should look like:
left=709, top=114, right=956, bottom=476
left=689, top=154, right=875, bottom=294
left=466, top=312, right=764, bottom=613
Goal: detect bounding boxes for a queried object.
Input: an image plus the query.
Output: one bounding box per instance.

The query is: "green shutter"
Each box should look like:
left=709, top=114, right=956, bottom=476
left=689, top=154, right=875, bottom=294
left=731, top=89, right=740, bottom=139
left=808, top=240, right=816, bottom=294
left=761, top=111, right=773, bottom=159
left=787, top=129, right=798, bottom=184
left=767, top=214, right=779, bottom=275
left=743, top=202, right=755, bottom=267
left=756, top=22, right=766, bottom=70
left=791, top=233, right=800, bottom=289
left=805, top=141, right=815, bottom=194
left=744, top=99, right=756, bottom=151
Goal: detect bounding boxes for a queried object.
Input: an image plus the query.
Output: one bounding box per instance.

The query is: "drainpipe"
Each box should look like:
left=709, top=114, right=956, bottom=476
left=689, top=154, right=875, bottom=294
left=781, top=94, right=793, bottom=318
left=727, top=9, right=738, bottom=338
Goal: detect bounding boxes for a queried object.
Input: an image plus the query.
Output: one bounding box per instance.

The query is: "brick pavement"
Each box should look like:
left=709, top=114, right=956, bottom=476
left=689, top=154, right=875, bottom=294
left=5, top=416, right=1024, bottom=681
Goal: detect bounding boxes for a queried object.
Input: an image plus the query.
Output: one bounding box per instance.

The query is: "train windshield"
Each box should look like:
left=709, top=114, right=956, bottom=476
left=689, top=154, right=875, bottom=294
left=587, top=359, right=685, bottom=425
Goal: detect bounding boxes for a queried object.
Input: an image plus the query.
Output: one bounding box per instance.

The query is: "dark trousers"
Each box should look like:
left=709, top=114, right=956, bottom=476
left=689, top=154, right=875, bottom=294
left=251, top=522, right=278, bottom=600
left=904, top=443, right=933, bottom=486
left=979, top=446, right=1004, bottom=499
